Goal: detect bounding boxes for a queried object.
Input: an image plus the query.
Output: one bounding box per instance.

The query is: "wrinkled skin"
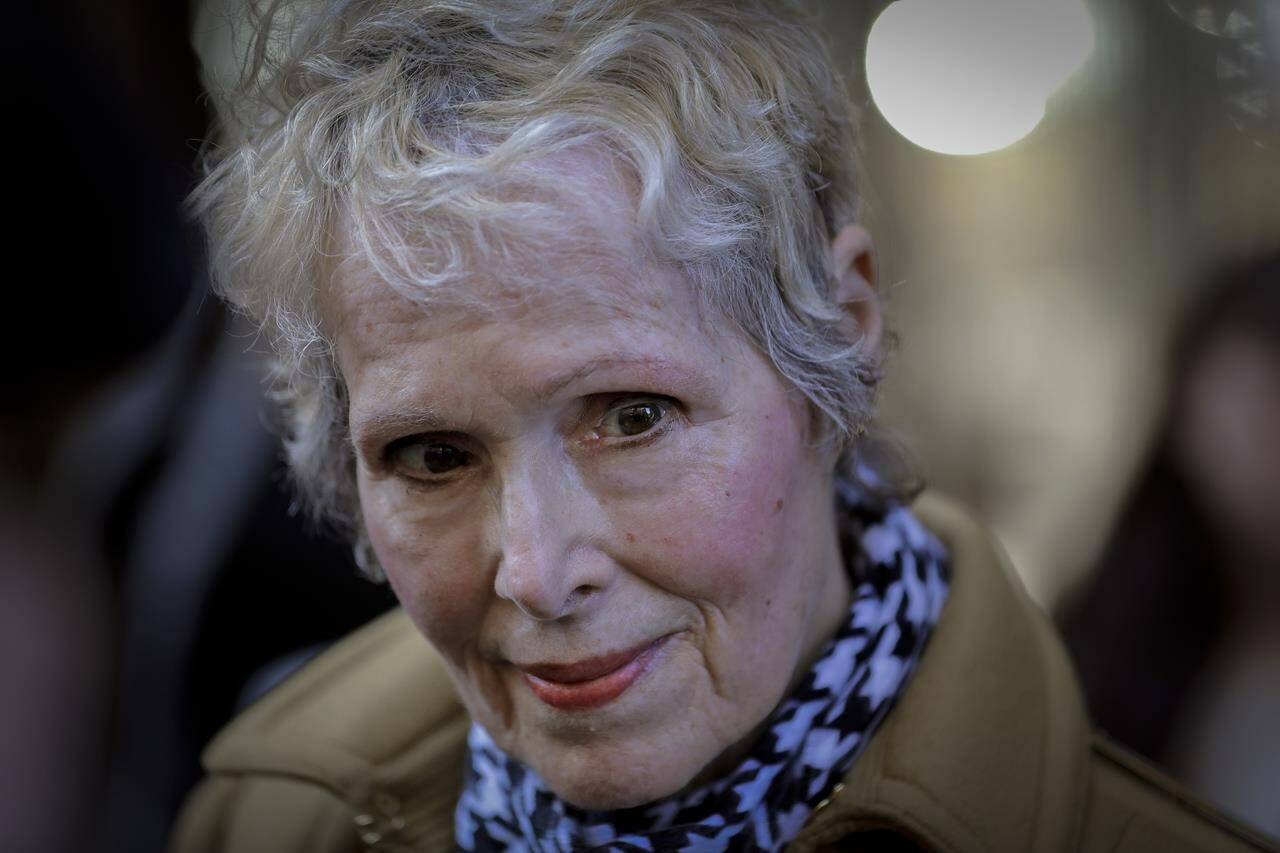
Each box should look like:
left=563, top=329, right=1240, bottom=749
left=323, top=202, right=877, bottom=810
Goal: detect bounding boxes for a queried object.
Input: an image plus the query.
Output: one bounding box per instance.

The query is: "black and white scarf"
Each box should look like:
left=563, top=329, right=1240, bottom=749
left=456, top=481, right=950, bottom=852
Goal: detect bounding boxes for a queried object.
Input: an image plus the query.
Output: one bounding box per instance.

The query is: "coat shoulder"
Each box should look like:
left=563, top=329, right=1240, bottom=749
left=171, top=774, right=363, bottom=853
left=169, top=608, right=469, bottom=853
left=1080, top=736, right=1278, bottom=853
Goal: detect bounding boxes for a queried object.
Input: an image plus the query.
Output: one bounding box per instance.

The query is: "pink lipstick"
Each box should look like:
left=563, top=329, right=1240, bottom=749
left=517, top=635, right=670, bottom=710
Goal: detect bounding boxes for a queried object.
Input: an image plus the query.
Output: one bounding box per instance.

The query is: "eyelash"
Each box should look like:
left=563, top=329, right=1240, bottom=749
left=592, top=395, right=675, bottom=447
left=382, top=433, right=475, bottom=489
left=382, top=394, right=679, bottom=484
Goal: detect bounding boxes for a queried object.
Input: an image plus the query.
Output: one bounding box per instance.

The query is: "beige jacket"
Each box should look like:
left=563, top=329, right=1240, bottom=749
left=172, top=494, right=1278, bottom=852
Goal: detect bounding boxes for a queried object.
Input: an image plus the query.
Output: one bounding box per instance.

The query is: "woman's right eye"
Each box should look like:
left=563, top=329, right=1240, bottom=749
left=388, top=440, right=472, bottom=478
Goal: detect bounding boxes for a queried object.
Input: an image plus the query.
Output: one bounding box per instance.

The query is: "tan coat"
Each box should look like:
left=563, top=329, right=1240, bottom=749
left=171, top=494, right=1278, bottom=852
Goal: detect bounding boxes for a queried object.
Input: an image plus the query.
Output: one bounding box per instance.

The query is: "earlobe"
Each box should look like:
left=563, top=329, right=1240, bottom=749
left=829, top=224, right=881, bottom=353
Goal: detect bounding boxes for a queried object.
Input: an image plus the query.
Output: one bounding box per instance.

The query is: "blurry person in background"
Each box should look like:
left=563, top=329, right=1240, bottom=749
left=1060, top=251, right=1280, bottom=837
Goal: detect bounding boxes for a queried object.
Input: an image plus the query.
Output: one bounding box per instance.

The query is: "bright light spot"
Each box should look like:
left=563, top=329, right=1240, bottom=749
left=866, top=0, right=1095, bottom=156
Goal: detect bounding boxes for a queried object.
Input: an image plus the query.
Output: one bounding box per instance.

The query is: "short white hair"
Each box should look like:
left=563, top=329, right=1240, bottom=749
left=190, top=0, right=878, bottom=578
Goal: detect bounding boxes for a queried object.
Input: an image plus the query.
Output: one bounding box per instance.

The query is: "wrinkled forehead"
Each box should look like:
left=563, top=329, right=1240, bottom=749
left=327, top=146, right=645, bottom=289
left=320, top=146, right=691, bottom=325
left=318, top=151, right=723, bottom=361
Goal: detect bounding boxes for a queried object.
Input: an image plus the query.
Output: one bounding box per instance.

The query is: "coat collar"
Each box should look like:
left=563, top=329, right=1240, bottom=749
left=790, top=493, right=1093, bottom=852
left=201, top=493, right=1092, bottom=851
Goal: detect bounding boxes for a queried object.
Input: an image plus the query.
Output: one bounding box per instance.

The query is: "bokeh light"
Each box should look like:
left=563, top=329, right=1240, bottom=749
left=866, top=0, right=1096, bottom=155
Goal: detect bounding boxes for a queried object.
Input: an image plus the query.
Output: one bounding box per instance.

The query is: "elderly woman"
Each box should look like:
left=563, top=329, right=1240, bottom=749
left=174, top=1, right=1271, bottom=851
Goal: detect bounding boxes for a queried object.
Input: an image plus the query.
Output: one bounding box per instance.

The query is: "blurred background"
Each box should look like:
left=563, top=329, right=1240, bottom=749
left=2, top=1, right=1276, bottom=851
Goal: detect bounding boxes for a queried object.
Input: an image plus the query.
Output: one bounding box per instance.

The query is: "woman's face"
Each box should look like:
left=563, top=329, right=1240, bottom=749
left=325, top=217, right=854, bottom=810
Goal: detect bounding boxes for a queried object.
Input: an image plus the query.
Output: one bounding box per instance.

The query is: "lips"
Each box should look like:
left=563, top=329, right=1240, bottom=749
left=516, top=635, right=670, bottom=710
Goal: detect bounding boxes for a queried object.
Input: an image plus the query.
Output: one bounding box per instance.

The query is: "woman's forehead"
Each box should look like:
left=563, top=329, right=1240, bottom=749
left=320, top=230, right=736, bottom=399
left=325, top=145, right=649, bottom=293
left=318, top=147, right=739, bottom=381
left=323, top=232, right=701, bottom=336
left=322, top=208, right=718, bottom=357
left=333, top=255, right=747, bottom=445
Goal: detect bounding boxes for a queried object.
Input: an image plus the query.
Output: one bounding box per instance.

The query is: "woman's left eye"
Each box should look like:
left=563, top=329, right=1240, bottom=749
left=599, top=398, right=668, bottom=438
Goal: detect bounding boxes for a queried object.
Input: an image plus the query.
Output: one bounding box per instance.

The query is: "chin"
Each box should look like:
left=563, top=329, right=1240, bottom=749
left=537, top=743, right=704, bottom=812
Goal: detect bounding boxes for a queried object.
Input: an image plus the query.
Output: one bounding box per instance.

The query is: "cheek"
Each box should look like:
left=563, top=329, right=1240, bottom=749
left=359, top=477, right=489, bottom=658
left=616, top=399, right=812, bottom=613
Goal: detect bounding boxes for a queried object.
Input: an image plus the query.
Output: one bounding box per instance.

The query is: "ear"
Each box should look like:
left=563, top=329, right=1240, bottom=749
left=830, top=224, right=881, bottom=353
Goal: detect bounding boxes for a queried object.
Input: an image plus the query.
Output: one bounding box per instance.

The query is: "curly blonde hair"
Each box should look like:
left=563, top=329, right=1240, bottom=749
left=190, top=0, right=876, bottom=578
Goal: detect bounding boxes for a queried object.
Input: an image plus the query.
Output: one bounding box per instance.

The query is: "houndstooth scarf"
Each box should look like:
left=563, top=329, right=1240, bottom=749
left=455, top=481, right=950, bottom=852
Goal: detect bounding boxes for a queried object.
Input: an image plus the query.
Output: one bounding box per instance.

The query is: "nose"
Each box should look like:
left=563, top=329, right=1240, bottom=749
left=491, top=456, right=611, bottom=621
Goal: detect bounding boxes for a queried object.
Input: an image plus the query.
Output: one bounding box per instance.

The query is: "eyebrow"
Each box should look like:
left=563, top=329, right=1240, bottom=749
left=350, top=354, right=722, bottom=452
left=350, top=403, right=450, bottom=456
left=530, top=355, right=721, bottom=401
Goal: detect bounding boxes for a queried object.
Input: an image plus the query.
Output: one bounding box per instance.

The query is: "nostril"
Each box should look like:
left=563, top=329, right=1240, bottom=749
left=562, top=584, right=597, bottom=612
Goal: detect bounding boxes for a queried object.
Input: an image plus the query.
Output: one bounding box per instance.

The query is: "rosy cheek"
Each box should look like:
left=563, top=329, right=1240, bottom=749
left=623, top=408, right=806, bottom=608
